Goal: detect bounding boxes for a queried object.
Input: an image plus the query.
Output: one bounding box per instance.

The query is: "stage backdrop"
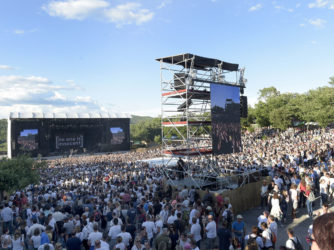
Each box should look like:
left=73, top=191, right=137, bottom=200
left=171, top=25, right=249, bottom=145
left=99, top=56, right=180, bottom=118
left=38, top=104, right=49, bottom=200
left=9, top=118, right=130, bottom=157
left=210, top=83, right=241, bottom=155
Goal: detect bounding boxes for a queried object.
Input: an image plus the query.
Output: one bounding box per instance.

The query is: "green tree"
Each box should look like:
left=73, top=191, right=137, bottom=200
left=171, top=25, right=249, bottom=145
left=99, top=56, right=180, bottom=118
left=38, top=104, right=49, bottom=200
left=0, top=156, right=42, bottom=200
left=329, top=76, right=334, bottom=87
left=254, top=101, right=271, bottom=127
left=241, top=106, right=256, bottom=129
left=154, top=135, right=161, bottom=144
left=130, top=117, right=161, bottom=143
left=0, top=120, right=7, bottom=153
left=258, top=86, right=280, bottom=102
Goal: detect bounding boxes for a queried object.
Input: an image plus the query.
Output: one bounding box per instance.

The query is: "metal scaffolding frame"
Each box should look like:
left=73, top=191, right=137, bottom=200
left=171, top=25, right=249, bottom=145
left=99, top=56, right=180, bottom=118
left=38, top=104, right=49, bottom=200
left=156, top=53, right=245, bottom=189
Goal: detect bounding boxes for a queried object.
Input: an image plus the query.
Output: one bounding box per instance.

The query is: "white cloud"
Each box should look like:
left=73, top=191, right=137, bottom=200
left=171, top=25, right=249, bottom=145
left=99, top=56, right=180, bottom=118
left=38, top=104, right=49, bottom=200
left=13, top=30, right=25, bottom=35
left=299, top=23, right=305, bottom=27
left=43, top=0, right=109, bottom=20
left=0, top=65, right=13, bottom=70
left=249, top=4, right=262, bottom=12
left=274, top=5, right=294, bottom=12
left=157, top=0, right=172, bottom=9
left=43, top=0, right=154, bottom=27
left=0, top=75, right=107, bottom=118
left=308, top=0, right=328, bottom=8
left=330, top=4, right=334, bottom=9
left=13, top=28, right=38, bottom=35
left=308, top=18, right=326, bottom=27
left=104, top=3, right=154, bottom=27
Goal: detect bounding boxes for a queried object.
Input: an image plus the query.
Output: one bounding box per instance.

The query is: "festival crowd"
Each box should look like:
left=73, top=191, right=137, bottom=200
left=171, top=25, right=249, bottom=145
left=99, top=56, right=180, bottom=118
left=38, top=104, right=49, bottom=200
left=1, top=128, right=334, bottom=250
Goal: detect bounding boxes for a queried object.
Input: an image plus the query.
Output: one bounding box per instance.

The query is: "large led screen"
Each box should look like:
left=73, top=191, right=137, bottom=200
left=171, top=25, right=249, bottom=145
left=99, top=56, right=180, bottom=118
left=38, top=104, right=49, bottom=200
left=10, top=118, right=130, bottom=157
left=211, top=84, right=241, bottom=154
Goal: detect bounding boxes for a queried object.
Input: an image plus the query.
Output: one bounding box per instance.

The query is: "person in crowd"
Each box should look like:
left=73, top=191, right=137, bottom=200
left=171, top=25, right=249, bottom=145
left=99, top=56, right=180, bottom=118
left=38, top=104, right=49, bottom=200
left=244, top=226, right=263, bottom=250
left=285, top=228, right=301, bottom=250
left=289, top=184, right=298, bottom=219
left=217, top=221, right=232, bottom=250
left=232, top=215, right=245, bottom=250
left=260, top=181, right=269, bottom=209
left=261, top=222, right=273, bottom=250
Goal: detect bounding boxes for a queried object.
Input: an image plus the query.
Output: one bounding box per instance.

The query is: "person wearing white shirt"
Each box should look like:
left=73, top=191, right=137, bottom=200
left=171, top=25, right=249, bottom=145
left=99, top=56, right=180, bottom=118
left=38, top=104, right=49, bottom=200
left=108, top=218, right=121, bottom=250
left=167, top=214, right=177, bottom=225
left=155, top=216, right=164, bottom=236
left=205, top=215, right=216, bottom=249
left=257, top=211, right=268, bottom=229
left=189, top=207, right=198, bottom=225
left=1, top=204, right=13, bottom=233
left=190, top=217, right=201, bottom=245
left=115, top=236, right=126, bottom=250
left=142, top=215, right=156, bottom=242
left=285, top=228, right=298, bottom=250
left=108, top=219, right=122, bottom=240
left=261, top=222, right=273, bottom=249
left=88, top=224, right=102, bottom=248
left=117, top=225, right=132, bottom=247
left=38, top=243, right=55, bottom=250
left=159, top=206, right=169, bottom=224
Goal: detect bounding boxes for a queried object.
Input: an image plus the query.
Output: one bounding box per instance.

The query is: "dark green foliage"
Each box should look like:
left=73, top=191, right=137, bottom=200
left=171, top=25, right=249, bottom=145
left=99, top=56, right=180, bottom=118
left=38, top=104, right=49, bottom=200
left=130, top=117, right=161, bottom=143
left=0, top=120, right=7, bottom=153
left=329, top=76, right=334, bottom=86
left=252, top=82, right=334, bottom=130
left=0, top=155, right=42, bottom=199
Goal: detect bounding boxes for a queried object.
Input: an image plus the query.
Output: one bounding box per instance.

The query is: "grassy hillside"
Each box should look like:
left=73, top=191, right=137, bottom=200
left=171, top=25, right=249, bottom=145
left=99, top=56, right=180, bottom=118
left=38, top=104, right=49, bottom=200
left=130, top=115, right=154, bottom=124
left=0, top=119, right=7, bottom=153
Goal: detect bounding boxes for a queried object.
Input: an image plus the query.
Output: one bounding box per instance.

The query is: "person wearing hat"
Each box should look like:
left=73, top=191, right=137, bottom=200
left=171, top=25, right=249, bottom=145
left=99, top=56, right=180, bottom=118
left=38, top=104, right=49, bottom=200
left=232, top=215, right=245, bottom=249
left=205, top=214, right=217, bottom=249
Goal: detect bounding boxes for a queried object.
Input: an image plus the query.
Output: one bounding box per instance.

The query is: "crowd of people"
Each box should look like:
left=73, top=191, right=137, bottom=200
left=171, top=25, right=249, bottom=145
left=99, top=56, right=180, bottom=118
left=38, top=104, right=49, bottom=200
left=1, top=127, right=334, bottom=250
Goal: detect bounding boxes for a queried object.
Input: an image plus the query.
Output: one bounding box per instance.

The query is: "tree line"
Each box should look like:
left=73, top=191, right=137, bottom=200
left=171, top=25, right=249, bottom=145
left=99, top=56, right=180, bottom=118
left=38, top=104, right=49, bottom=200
left=243, top=78, right=334, bottom=130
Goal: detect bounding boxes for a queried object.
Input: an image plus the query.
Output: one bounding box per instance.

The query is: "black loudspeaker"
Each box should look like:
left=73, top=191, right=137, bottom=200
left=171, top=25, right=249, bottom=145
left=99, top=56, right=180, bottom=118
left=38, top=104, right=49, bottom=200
left=174, top=73, right=187, bottom=90
left=240, top=96, right=248, bottom=118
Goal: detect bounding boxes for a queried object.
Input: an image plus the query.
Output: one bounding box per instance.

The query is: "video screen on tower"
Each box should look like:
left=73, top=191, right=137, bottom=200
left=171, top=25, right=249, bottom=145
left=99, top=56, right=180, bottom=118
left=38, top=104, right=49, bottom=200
left=211, top=83, right=241, bottom=155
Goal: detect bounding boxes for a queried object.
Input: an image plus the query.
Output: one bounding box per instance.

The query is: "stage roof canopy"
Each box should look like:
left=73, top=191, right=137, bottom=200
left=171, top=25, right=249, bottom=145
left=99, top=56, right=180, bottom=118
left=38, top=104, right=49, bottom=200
left=156, top=53, right=239, bottom=71
left=8, top=112, right=131, bottom=119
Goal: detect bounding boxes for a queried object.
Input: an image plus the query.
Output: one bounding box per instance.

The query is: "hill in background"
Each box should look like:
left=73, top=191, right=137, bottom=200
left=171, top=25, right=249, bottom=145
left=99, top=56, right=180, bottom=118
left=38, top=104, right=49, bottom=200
left=131, top=115, right=154, bottom=124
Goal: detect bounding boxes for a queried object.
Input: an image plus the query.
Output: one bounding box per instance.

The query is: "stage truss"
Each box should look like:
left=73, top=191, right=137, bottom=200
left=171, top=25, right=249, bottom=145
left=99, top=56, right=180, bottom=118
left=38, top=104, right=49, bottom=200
left=156, top=53, right=246, bottom=189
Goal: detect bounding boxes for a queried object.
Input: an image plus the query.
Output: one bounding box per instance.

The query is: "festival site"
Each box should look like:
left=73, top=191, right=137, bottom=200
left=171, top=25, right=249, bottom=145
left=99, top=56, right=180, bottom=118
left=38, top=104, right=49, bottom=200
left=1, top=1, right=334, bottom=250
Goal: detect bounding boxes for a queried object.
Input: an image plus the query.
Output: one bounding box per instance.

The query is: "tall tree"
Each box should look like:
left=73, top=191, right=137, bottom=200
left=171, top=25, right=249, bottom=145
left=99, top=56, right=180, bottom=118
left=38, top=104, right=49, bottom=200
left=258, top=86, right=280, bottom=102
left=329, top=76, right=334, bottom=87
left=0, top=156, right=42, bottom=200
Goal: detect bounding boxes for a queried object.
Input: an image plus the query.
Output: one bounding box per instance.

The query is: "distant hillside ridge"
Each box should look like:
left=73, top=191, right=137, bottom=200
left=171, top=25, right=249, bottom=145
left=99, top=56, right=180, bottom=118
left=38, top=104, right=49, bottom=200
left=131, top=115, right=154, bottom=124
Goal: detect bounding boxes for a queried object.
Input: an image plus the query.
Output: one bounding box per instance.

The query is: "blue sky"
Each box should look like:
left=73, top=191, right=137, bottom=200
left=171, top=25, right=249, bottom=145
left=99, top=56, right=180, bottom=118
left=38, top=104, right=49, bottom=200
left=20, top=129, right=38, bottom=137
left=211, top=84, right=240, bottom=109
left=0, top=0, right=334, bottom=118
left=110, top=127, right=123, bottom=133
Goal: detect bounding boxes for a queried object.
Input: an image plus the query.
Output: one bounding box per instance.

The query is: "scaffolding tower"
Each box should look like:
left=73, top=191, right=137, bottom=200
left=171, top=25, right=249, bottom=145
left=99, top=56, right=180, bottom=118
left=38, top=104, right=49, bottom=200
left=156, top=53, right=246, bottom=189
